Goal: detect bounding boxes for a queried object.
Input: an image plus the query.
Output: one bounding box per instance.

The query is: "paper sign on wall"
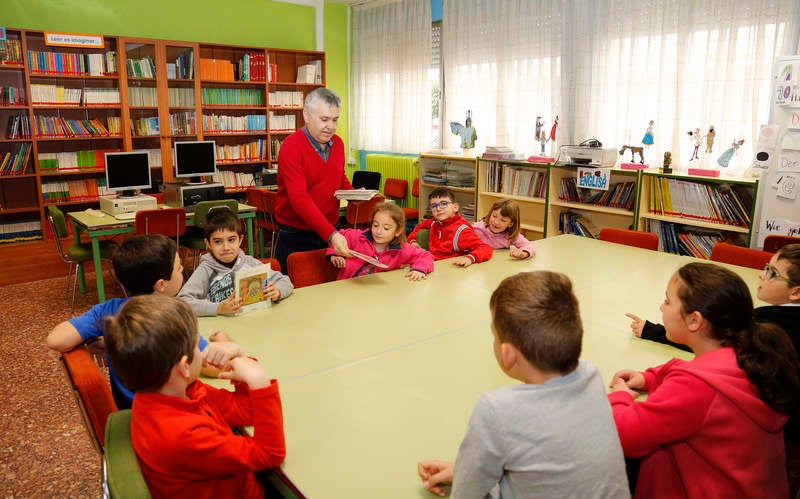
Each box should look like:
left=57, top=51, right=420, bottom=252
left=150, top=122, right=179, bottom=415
left=577, top=167, right=610, bottom=191
left=779, top=151, right=800, bottom=172
left=758, top=218, right=800, bottom=247
left=44, top=32, right=104, bottom=48
left=777, top=174, right=799, bottom=200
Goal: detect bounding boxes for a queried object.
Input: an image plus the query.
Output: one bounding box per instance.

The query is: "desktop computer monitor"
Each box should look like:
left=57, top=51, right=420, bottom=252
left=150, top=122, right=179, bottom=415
left=104, top=151, right=152, bottom=198
left=174, top=140, right=217, bottom=185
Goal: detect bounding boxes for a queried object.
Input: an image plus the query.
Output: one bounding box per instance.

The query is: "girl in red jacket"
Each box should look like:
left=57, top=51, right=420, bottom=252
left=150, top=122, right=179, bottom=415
left=328, top=202, right=434, bottom=281
left=609, top=262, right=799, bottom=499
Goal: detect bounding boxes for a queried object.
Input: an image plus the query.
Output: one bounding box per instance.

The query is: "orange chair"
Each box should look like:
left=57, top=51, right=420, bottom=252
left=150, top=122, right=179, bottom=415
left=286, top=248, right=338, bottom=288
left=383, top=178, right=408, bottom=205
left=134, top=207, right=186, bottom=247
left=259, top=257, right=282, bottom=273
left=598, top=227, right=659, bottom=251
left=763, top=235, right=800, bottom=253
left=246, top=188, right=279, bottom=259
left=710, top=242, right=773, bottom=270
left=61, top=345, right=117, bottom=452
left=345, top=195, right=386, bottom=229
left=404, top=177, right=420, bottom=222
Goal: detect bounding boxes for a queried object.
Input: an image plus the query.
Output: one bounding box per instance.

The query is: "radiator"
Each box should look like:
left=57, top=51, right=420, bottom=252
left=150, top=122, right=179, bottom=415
left=364, top=154, right=419, bottom=208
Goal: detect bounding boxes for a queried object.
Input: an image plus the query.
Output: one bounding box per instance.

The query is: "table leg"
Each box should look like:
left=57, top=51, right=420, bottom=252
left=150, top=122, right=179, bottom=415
left=72, top=224, right=87, bottom=293
left=91, top=236, right=106, bottom=303
left=246, top=217, right=254, bottom=256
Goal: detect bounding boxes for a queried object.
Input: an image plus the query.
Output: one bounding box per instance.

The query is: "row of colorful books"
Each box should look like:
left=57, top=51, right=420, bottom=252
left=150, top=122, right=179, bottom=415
left=0, top=39, right=23, bottom=65
left=30, top=84, right=120, bottom=106
left=558, top=178, right=635, bottom=210
left=558, top=210, right=600, bottom=238
left=270, top=137, right=284, bottom=158
left=167, top=50, right=194, bottom=80
left=484, top=163, right=547, bottom=198
left=1, top=86, right=25, bottom=106
left=200, top=52, right=269, bottom=82
left=202, top=114, right=266, bottom=133
left=41, top=178, right=110, bottom=202
left=212, top=170, right=256, bottom=190
left=644, top=219, right=724, bottom=258
left=38, top=148, right=118, bottom=171
left=268, top=91, right=303, bottom=108
left=129, top=87, right=158, bottom=107
left=126, top=56, right=156, bottom=78
left=131, top=116, right=159, bottom=136
left=5, top=114, right=30, bottom=139
left=215, top=139, right=267, bottom=163
left=202, top=87, right=264, bottom=106
left=0, top=220, right=41, bottom=244
left=0, top=143, right=32, bottom=175
left=169, top=111, right=196, bottom=135
left=34, top=116, right=121, bottom=137
left=648, top=177, right=751, bottom=227
left=168, top=87, right=194, bottom=107
left=27, top=50, right=116, bottom=76
left=267, top=113, right=296, bottom=133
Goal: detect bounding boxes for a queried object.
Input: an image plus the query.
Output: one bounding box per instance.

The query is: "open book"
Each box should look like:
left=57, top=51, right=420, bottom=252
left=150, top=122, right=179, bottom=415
left=350, top=250, right=389, bottom=268
left=233, top=263, right=274, bottom=314
left=335, top=189, right=380, bottom=201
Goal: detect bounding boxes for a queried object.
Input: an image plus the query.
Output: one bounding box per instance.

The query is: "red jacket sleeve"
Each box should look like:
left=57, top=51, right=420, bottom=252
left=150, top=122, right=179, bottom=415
left=408, top=218, right=433, bottom=243
left=456, top=227, right=493, bottom=263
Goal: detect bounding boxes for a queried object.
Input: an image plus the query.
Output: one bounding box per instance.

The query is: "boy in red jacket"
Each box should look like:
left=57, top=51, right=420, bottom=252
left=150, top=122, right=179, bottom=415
left=408, top=187, right=492, bottom=266
left=105, top=295, right=285, bottom=499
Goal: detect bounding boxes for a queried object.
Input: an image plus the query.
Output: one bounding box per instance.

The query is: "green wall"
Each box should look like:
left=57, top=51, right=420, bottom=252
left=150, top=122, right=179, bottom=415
left=3, top=0, right=350, bottom=151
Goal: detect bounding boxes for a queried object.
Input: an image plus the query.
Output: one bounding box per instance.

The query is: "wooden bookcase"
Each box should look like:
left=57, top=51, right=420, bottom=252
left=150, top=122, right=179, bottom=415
left=637, top=170, right=758, bottom=257
left=476, top=158, right=548, bottom=240
left=0, top=28, right=325, bottom=244
left=418, top=153, right=477, bottom=222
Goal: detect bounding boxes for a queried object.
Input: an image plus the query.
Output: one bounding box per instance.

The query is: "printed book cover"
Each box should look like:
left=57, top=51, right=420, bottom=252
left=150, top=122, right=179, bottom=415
left=233, top=263, right=274, bottom=314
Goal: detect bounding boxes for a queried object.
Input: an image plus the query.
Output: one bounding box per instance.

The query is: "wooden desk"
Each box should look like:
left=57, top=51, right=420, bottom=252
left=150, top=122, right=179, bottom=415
left=68, top=204, right=256, bottom=302
left=201, top=235, right=760, bottom=498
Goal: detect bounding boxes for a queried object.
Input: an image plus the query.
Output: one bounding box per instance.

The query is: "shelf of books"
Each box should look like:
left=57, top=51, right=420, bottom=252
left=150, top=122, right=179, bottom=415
left=546, top=165, right=638, bottom=238
left=419, top=154, right=477, bottom=222
left=477, top=158, right=548, bottom=239
left=637, top=171, right=757, bottom=258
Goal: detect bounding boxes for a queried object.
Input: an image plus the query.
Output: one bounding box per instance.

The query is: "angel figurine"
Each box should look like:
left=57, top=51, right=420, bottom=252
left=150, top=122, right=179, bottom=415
left=449, top=110, right=477, bottom=149
left=642, top=120, right=654, bottom=146
left=717, top=139, right=745, bottom=168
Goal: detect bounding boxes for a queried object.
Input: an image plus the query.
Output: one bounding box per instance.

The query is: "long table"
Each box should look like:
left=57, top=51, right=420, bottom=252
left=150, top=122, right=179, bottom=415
left=67, top=204, right=255, bottom=302
left=200, top=235, right=761, bottom=498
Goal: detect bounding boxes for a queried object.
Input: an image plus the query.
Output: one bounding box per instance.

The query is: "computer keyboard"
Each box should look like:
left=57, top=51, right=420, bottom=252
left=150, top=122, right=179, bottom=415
left=114, top=211, right=136, bottom=221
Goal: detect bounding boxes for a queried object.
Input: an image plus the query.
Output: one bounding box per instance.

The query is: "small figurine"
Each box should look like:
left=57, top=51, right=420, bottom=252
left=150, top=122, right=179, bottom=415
left=535, top=116, right=544, bottom=142
left=619, top=145, right=645, bottom=164
left=538, top=130, right=548, bottom=154
left=449, top=110, right=477, bottom=149
left=642, top=120, right=654, bottom=146
left=687, top=128, right=703, bottom=161
left=705, top=125, right=716, bottom=154
left=717, top=139, right=745, bottom=168
left=662, top=151, right=672, bottom=174
left=549, top=114, right=559, bottom=156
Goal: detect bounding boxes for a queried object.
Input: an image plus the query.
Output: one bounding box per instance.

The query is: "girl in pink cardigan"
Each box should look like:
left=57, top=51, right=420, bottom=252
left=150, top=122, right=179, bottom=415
left=472, top=199, right=535, bottom=259
left=328, top=202, right=433, bottom=281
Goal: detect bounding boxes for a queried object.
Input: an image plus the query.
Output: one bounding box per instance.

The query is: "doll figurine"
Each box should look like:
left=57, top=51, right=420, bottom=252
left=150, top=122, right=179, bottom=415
left=642, top=120, right=654, bottom=146
left=706, top=125, right=716, bottom=154
left=450, top=110, right=477, bottom=149
left=717, top=139, right=745, bottom=168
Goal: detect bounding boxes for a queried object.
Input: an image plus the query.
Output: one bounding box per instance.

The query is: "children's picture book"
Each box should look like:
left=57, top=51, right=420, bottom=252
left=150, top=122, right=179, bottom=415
left=335, top=189, right=380, bottom=201
left=350, top=250, right=389, bottom=268
left=233, top=263, right=274, bottom=314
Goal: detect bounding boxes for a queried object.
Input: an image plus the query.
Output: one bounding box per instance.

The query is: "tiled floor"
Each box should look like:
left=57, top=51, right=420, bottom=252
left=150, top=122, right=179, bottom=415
left=0, top=275, right=119, bottom=497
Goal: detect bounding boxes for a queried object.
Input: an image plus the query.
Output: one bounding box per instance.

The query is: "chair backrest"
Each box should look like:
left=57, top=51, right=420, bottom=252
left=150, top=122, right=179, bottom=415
left=47, top=204, right=69, bottom=238
left=411, top=177, right=420, bottom=198
left=352, top=170, right=382, bottom=190
left=286, top=248, right=338, bottom=288
left=598, top=227, right=659, bottom=251
left=134, top=208, right=187, bottom=243
left=383, top=178, right=408, bottom=203
left=710, top=242, right=773, bottom=270
left=246, top=188, right=278, bottom=229
left=61, top=346, right=118, bottom=452
left=345, top=195, right=386, bottom=229
left=191, top=199, right=239, bottom=229
left=259, top=257, right=282, bottom=273
left=104, top=409, right=152, bottom=499
left=763, top=235, right=800, bottom=253
left=415, top=228, right=430, bottom=250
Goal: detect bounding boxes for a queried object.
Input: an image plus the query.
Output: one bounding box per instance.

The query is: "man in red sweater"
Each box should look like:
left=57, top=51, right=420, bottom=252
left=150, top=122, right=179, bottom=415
left=408, top=187, right=492, bottom=266
left=105, top=295, right=285, bottom=498
left=274, top=87, right=353, bottom=272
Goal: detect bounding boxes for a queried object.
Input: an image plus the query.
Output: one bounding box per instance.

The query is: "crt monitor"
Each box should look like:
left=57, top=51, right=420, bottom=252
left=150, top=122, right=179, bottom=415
left=104, top=151, right=152, bottom=198
left=174, top=140, right=217, bottom=185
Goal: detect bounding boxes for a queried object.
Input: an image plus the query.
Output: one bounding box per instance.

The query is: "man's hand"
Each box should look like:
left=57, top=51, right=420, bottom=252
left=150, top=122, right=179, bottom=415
left=330, top=232, right=352, bottom=258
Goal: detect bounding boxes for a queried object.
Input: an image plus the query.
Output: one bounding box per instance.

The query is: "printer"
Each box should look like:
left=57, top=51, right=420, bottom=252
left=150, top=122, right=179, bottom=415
left=558, top=145, right=618, bottom=167
left=99, top=194, right=158, bottom=218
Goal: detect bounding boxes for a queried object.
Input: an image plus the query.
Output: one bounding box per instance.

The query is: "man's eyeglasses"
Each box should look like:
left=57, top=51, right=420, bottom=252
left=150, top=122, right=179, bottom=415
left=763, top=263, right=793, bottom=284
left=429, top=200, right=453, bottom=211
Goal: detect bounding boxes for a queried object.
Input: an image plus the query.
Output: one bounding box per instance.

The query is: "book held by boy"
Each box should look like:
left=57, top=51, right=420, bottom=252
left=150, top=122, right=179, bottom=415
left=233, top=263, right=274, bottom=314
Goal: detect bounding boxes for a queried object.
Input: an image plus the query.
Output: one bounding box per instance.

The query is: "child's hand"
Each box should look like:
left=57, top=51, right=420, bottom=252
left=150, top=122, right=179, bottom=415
left=406, top=270, right=426, bottom=281
left=509, top=246, right=528, bottom=259
left=330, top=255, right=346, bottom=268
left=208, top=330, right=233, bottom=342
left=217, top=294, right=242, bottom=316
left=217, top=356, right=271, bottom=389
left=452, top=256, right=473, bottom=267
left=418, top=460, right=453, bottom=496
left=610, top=369, right=646, bottom=391
left=610, top=377, right=641, bottom=399
left=203, top=341, right=243, bottom=369
left=625, top=313, right=645, bottom=337
left=263, top=282, right=282, bottom=302
left=410, top=241, right=422, bottom=249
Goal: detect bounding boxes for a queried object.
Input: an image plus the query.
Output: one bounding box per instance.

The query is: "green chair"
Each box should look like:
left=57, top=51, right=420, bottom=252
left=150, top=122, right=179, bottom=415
left=415, top=228, right=430, bottom=250
left=181, top=199, right=239, bottom=269
left=47, top=205, right=118, bottom=314
left=103, top=409, right=151, bottom=499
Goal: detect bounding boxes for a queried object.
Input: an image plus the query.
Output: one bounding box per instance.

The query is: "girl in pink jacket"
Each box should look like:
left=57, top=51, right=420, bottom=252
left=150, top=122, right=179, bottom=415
left=328, top=202, right=433, bottom=281
left=472, top=199, right=535, bottom=259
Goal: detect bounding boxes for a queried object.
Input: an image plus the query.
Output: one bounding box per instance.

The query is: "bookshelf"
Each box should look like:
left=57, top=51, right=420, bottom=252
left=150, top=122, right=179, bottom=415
left=546, top=165, right=639, bottom=238
left=477, top=158, right=548, bottom=240
left=0, top=28, right=325, bottom=244
left=419, top=153, right=477, bottom=222
left=637, top=171, right=758, bottom=258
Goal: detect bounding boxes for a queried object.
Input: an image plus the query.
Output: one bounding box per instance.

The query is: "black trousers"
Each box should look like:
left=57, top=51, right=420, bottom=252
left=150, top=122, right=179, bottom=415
left=276, top=224, right=328, bottom=274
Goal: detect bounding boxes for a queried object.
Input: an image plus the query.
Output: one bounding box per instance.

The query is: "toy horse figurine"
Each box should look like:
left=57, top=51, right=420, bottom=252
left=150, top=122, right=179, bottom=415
left=449, top=110, right=477, bottom=149
left=619, top=145, right=645, bottom=164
